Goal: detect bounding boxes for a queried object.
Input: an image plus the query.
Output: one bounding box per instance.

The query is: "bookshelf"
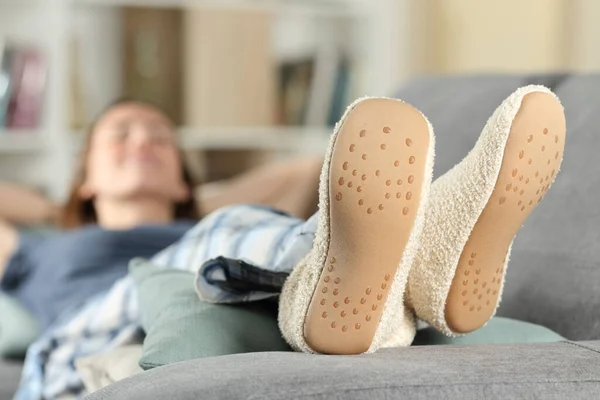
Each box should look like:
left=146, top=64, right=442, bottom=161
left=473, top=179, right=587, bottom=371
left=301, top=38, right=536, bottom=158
left=178, top=127, right=331, bottom=153
left=0, top=0, right=406, bottom=200
left=70, top=127, right=331, bottom=153
left=72, top=0, right=361, bottom=16
left=0, top=131, right=45, bottom=154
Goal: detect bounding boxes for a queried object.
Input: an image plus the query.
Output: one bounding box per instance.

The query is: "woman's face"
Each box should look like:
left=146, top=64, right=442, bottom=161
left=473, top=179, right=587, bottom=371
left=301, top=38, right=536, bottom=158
left=80, top=102, right=189, bottom=203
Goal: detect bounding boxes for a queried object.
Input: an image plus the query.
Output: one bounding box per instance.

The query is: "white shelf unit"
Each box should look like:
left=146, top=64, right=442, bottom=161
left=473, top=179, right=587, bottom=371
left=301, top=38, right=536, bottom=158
left=0, top=131, right=45, bottom=154
left=178, top=127, right=331, bottom=154
left=0, top=0, right=407, bottom=200
left=71, top=127, right=331, bottom=154
left=0, top=1, right=71, bottom=197
left=72, top=0, right=362, bottom=16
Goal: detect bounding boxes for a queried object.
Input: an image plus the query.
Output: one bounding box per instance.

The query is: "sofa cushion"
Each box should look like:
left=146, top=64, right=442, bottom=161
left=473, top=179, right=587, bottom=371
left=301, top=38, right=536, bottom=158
left=0, top=292, right=40, bottom=359
left=395, top=74, right=600, bottom=341
left=88, top=341, right=600, bottom=400
left=75, top=345, right=143, bottom=393
left=413, top=316, right=563, bottom=346
left=129, top=260, right=290, bottom=370
left=0, top=359, right=23, bottom=400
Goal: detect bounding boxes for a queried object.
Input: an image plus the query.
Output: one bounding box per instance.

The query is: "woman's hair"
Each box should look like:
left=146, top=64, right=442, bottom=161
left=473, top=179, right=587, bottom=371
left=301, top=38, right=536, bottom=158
left=59, top=98, right=200, bottom=229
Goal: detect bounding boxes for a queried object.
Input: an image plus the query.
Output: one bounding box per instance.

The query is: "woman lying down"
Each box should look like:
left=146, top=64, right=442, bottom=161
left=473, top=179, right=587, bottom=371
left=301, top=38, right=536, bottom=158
left=0, top=98, right=319, bottom=334
left=0, top=99, right=319, bottom=398
left=2, top=85, right=566, bottom=399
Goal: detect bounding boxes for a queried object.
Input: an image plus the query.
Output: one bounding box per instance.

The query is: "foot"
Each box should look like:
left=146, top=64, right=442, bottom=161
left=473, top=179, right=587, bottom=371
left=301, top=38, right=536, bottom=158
left=407, top=86, right=566, bottom=336
left=444, top=91, right=566, bottom=333
left=279, top=97, right=434, bottom=354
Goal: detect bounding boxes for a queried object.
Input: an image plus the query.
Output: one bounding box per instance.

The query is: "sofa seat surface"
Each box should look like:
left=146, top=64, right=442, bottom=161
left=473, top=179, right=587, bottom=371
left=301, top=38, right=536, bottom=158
left=0, top=360, right=22, bottom=400
left=88, top=341, right=600, bottom=400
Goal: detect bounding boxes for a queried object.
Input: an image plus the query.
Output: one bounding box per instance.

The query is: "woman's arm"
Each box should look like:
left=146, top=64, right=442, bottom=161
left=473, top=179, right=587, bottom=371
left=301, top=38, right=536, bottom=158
left=197, top=157, right=321, bottom=219
left=0, top=182, right=59, bottom=225
left=0, top=218, right=17, bottom=279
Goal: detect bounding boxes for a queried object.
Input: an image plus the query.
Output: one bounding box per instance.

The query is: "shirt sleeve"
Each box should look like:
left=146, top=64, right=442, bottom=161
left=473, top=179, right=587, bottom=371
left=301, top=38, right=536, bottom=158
left=0, top=233, right=47, bottom=290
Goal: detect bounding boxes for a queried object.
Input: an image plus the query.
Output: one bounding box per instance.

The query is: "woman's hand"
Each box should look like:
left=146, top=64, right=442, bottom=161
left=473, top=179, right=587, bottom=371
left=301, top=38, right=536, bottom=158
left=0, top=218, right=17, bottom=279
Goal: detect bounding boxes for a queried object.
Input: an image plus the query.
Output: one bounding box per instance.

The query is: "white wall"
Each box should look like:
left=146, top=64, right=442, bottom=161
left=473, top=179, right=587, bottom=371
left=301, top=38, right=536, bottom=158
left=409, top=0, right=600, bottom=75
left=569, top=0, right=600, bottom=71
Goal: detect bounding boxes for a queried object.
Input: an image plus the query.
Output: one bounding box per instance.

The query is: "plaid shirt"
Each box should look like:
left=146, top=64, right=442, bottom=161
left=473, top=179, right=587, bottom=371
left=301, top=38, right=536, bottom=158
left=15, top=205, right=316, bottom=400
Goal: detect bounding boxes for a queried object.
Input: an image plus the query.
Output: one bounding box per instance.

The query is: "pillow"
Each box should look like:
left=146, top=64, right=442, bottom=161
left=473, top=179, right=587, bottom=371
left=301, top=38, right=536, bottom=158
left=75, top=345, right=143, bottom=393
left=129, top=259, right=290, bottom=370
left=0, top=292, right=40, bottom=359
left=413, top=316, right=564, bottom=346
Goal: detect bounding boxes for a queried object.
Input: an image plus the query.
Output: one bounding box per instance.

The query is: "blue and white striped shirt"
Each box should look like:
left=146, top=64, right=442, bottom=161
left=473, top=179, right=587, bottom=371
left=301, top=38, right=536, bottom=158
left=15, top=204, right=317, bottom=399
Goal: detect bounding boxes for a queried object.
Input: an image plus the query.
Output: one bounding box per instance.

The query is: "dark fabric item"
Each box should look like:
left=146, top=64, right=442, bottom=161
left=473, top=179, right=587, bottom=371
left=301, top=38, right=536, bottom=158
left=396, top=74, right=600, bottom=341
left=88, top=341, right=600, bottom=400
left=0, top=360, right=22, bottom=400
left=0, top=222, right=194, bottom=330
left=203, top=256, right=289, bottom=294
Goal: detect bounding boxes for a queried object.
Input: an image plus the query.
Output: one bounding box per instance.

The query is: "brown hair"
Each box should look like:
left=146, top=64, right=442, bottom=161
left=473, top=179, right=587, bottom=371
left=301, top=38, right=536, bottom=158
left=59, top=98, right=200, bottom=229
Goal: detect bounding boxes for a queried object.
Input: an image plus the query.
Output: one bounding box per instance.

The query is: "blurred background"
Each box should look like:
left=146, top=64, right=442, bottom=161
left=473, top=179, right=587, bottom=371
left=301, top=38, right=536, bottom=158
left=0, top=0, right=598, bottom=202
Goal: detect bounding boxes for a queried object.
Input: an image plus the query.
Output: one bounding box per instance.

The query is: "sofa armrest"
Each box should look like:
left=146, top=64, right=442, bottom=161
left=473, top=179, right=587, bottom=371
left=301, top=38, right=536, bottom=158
left=89, top=341, right=600, bottom=400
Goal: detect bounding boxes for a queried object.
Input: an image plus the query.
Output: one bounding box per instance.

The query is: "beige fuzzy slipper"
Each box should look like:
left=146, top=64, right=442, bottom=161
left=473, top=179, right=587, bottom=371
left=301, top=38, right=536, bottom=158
left=278, top=97, right=435, bottom=354
left=407, top=85, right=566, bottom=336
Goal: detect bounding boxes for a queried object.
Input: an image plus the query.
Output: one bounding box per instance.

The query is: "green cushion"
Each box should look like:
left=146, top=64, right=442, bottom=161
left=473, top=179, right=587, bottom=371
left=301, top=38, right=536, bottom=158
left=129, top=259, right=291, bottom=370
left=0, top=292, right=41, bottom=359
left=413, top=317, right=564, bottom=346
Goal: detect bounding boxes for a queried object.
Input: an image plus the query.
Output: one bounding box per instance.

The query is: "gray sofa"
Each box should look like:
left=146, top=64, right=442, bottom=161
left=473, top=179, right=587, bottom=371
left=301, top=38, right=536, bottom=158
left=0, top=360, right=23, bottom=400
left=5, top=74, right=600, bottom=399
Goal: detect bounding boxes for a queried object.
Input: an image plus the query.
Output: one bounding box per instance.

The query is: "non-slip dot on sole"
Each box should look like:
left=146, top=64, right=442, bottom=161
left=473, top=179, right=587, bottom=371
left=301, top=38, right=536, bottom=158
left=303, top=98, right=431, bottom=354
left=444, top=91, right=566, bottom=334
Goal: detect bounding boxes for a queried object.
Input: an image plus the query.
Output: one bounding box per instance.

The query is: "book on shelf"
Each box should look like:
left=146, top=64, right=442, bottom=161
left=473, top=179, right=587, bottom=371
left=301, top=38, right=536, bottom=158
left=277, top=51, right=353, bottom=129
left=277, top=58, right=314, bottom=126
left=327, top=56, right=352, bottom=127
left=183, top=8, right=275, bottom=127
left=122, top=7, right=183, bottom=125
left=0, top=39, right=47, bottom=132
left=69, top=36, right=87, bottom=132
left=183, top=8, right=276, bottom=182
left=0, top=40, right=15, bottom=129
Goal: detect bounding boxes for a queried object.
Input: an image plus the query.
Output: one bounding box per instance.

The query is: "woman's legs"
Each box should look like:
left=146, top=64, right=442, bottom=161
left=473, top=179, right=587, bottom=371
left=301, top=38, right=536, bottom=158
left=157, top=97, right=435, bottom=355
left=152, top=204, right=318, bottom=303
left=279, top=98, right=435, bottom=354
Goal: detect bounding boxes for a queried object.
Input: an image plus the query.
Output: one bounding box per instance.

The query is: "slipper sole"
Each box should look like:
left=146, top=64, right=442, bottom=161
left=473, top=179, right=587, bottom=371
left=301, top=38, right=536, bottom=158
left=303, top=98, right=431, bottom=354
left=444, top=91, right=566, bottom=333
